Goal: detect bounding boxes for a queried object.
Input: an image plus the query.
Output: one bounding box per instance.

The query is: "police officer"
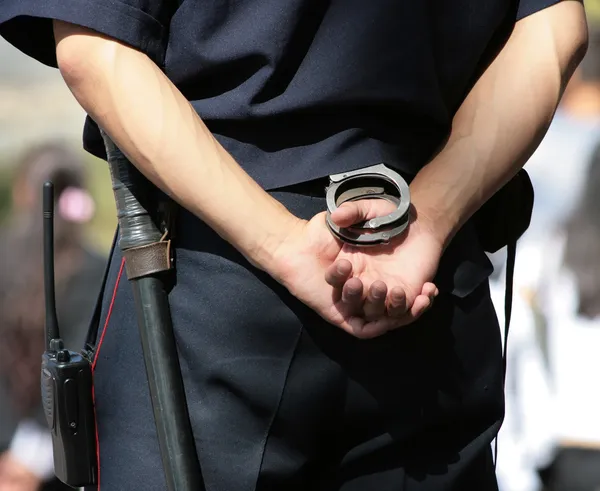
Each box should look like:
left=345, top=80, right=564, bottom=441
left=0, top=1, right=587, bottom=489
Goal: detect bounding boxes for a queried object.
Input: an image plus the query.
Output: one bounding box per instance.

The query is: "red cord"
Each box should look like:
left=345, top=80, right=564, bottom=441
left=91, top=257, right=125, bottom=490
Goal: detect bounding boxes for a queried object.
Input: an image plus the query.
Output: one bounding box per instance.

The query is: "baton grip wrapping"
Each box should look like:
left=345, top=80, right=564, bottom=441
left=102, top=132, right=162, bottom=251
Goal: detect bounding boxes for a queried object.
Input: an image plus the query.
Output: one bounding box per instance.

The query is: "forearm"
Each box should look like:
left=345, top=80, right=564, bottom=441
left=410, top=1, right=587, bottom=248
left=53, top=21, right=298, bottom=269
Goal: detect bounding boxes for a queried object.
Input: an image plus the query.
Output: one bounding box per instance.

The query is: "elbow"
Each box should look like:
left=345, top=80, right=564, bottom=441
left=559, top=7, right=589, bottom=88
left=53, top=20, right=116, bottom=90
left=55, top=48, right=84, bottom=89
left=559, top=28, right=588, bottom=96
left=55, top=49, right=87, bottom=90
left=54, top=20, right=92, bottom=87
left=570, top=23, right=589, bottom=71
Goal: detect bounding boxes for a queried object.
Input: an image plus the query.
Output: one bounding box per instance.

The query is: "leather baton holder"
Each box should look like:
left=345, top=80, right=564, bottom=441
left=123, top=240, right=172, bottom=279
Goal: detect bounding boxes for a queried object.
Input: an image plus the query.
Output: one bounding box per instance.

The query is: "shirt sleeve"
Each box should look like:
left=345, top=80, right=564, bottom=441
left=517, top=0, right=563, bottom=20
left=0, top=0, right=178, bottom=68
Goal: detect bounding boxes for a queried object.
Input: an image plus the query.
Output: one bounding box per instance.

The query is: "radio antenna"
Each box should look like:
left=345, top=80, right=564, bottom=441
left=44, top=181, right=60, bottom=349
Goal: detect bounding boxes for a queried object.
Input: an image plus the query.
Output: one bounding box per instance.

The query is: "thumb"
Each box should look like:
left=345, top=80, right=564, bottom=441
left=330, top=199, right=397, bottom=228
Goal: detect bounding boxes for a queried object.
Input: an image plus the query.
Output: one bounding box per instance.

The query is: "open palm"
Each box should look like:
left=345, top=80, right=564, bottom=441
left=272, top=200, right=442, bottom=338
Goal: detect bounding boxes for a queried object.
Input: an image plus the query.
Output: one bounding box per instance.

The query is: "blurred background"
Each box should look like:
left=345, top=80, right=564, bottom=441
left=0, top=37, right=115, bottom=249
left=0, top=35, right=115, bottom=491
left=1, top=4, right=600, bottom=491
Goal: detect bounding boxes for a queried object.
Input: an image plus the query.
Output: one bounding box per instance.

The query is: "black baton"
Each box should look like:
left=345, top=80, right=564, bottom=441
left=101, top=131, right=205, bottom=491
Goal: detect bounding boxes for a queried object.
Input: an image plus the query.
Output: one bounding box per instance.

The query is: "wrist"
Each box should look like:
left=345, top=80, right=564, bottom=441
left=409, top=194, right=460, bottom=252
left=404, top=210, right=446, bottom=254
left=408, top=163, right=478, bottom=250
left=243, top=212, right=307, bottom=276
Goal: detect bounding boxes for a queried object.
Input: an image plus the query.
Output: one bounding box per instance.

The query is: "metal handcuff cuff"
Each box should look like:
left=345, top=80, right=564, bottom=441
left=325, top=163, right=411, bottom=246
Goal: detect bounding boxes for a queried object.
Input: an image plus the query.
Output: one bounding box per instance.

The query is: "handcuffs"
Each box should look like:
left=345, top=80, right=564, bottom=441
left=325, top=163, right=411, bottom=246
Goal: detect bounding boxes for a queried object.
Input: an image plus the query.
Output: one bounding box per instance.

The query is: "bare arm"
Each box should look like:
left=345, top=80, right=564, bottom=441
left=51, top=3, right=587, bottom=335
left=409, top=0, right=588, bottom=249
left=52, top=20, right=437, bottom=335
left=52, top=21, right=299, bottom=270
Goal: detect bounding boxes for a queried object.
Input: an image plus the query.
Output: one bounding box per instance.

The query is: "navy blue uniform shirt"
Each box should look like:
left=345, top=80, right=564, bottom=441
left=0, top=0, right=560, bottom=190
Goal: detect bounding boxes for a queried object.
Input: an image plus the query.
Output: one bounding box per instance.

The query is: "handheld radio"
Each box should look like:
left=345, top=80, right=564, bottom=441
left=40, top=181, right=98, bottom=487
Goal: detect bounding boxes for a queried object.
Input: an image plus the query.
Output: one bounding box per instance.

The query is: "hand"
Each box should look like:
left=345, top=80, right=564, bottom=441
left=271, top=199, right=442, bottom=338
left=328, top=200, right=442, bottom=337
left=0, top=453, right=41, bottom=491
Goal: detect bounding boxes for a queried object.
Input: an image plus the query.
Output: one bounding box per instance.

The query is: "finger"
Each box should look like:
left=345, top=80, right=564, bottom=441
left=330, top=199, right=397, bottom=228
left=341, top=277, right=364, bottom=312
left=380, top=293, right=434, bottom=334
left=330, top=201, right=371, bottom=228
left=421, top=282, right=438, bottom=298
left=390, top=295, right=433, bottom=329
left=345, top=316, right=369, bottom=338
left=363, top=280, right=388, bottom=320
left=357, top=317, right=402, bottom=339
left=324, top=259, right=353, bottom=288
left=409, top=294, right=432, bottom=319
left=387, top=286, right=407, bottom=317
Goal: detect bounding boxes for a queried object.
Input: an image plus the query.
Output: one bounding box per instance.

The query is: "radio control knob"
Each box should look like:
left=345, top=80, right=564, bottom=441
left=57, top=350, right=71, bottom=362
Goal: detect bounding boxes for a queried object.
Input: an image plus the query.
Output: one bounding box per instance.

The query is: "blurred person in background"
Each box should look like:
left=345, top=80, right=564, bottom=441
left=0, top=142, right=106, bottom=491
left=532, top=140, right=600, bottom=491
left=491, top=252, right=556, bottom=491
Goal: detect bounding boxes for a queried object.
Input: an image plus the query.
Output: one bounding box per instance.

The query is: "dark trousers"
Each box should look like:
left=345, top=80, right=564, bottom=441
left=88, top=190, right=504, bottom=491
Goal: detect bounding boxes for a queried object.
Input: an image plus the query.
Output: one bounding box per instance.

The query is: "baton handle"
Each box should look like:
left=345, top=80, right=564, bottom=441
left=103, top=137, right=162, bottom=249
left=101, top=131, right=205, bottom=491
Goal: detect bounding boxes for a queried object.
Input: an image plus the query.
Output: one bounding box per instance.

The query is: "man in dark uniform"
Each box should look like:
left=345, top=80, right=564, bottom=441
left=0, top=0, right=587, bottom=489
